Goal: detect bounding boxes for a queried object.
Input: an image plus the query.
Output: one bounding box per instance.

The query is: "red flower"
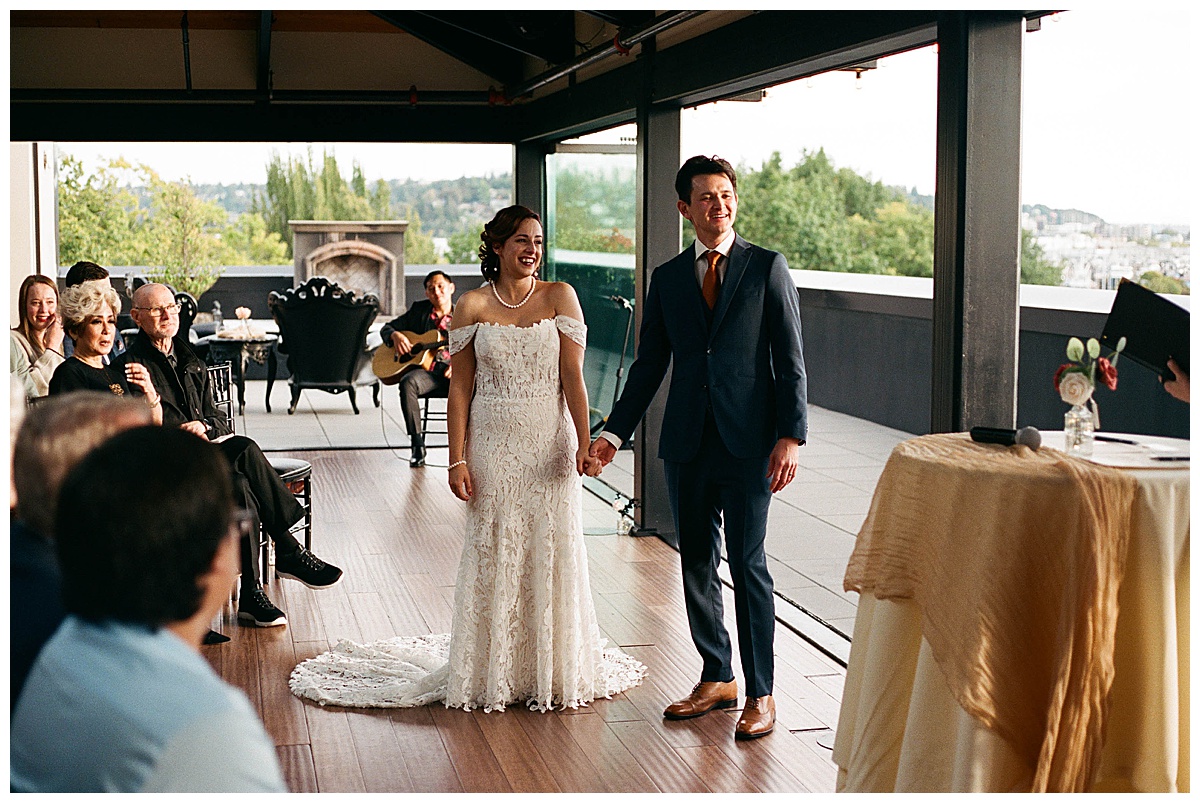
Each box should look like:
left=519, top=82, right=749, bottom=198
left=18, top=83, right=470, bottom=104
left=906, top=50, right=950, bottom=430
left=1053, top=363, right=1070, bottom=391
left=1096, top=357, right=1118, bottom=391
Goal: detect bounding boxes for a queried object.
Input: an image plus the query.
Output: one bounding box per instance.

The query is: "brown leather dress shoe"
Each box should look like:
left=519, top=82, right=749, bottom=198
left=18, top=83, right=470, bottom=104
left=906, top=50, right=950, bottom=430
left=663, top=680, right=739, bottom=719
left=734, top=695, right=776, bottom=739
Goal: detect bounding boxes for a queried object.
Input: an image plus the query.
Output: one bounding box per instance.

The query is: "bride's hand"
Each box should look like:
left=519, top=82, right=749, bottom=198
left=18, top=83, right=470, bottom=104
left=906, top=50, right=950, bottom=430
left=448, top=463, right=472, bottom=501
left=577, top=450, right=602, bottom=477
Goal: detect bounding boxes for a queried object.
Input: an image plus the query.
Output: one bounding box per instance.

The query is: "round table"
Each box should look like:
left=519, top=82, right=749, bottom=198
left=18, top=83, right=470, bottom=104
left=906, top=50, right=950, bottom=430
left=835, top=431, right=1190, bottom=792
left=197, top=331, right=279, bottom=414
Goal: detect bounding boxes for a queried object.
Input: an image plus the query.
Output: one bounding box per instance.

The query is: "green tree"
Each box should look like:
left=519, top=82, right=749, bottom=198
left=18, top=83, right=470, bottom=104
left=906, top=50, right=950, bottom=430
left=1019, top=229, right=1063, bottom=286
left=141, top=170, right=228, bottom=298
left=369, top=179, right=392, bottom=219
left=447, top=225, right=484, bottom=264
left=552, top=165, right=636, bottom=253
left=859, top=201, right=934, bottom=277
left=56, top=155, right=146, bottom=268
left=401, top=207, right=438, bottom=265
left=258, top=150, right=397, bottom=259
left=1138, top=270, right=1189, bottom=295
left=218, top=213, right=289, bottom=265
left=736, top=152, right=853, bottom=272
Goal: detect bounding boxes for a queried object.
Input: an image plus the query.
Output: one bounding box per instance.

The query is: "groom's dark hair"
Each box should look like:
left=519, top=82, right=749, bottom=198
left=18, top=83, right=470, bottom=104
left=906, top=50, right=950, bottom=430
left=675, top=155, right=738, bottom=204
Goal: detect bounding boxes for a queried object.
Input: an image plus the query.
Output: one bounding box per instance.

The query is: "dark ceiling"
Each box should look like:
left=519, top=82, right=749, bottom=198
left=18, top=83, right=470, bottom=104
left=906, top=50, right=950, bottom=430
left=8, top=10, right=1042, bottom=145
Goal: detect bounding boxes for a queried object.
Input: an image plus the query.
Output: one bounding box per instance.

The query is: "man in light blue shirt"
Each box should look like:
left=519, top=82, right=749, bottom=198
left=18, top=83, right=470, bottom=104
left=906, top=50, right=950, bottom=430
left=10, top=427, right=286, bottom=792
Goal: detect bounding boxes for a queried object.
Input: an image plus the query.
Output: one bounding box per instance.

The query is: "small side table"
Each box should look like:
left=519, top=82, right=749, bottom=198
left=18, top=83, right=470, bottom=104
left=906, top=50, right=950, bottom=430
left=198, top=332, right=279, bottom=414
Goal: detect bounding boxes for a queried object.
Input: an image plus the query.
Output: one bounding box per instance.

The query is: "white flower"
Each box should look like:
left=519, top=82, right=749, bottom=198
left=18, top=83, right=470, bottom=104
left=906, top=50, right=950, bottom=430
left=235, top=306, right=251, bottom=320
left=1058, top=371, right=1093, bottom=406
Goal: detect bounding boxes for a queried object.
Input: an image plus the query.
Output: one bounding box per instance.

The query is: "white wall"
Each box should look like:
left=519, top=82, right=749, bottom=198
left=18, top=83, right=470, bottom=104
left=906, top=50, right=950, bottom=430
left=10, top=143, right=35, bottom=327
left=8, top=142, right=57, bottom=328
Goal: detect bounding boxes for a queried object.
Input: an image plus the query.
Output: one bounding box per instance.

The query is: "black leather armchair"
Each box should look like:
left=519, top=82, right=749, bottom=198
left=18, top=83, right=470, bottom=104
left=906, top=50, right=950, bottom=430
left=267, top=276, right=381, bottom=415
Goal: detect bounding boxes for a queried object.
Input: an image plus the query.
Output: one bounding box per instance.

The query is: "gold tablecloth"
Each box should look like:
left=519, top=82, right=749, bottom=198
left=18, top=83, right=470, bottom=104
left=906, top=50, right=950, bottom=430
left=834, top=432, right=1189, bottom=792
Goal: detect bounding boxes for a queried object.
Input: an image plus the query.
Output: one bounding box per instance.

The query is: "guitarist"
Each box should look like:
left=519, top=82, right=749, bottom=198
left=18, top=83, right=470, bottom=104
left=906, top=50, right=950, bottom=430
left=380, top=270, right=455, bottom=467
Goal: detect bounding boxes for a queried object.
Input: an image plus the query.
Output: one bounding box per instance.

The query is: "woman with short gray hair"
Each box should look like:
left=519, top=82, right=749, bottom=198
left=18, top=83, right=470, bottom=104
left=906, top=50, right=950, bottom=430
left=49, top=282, right=163, bottom=425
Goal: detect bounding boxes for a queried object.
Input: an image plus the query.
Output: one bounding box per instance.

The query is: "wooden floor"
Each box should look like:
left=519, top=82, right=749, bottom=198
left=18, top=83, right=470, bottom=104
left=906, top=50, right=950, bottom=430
left=202, top=448, right=845, bottom=793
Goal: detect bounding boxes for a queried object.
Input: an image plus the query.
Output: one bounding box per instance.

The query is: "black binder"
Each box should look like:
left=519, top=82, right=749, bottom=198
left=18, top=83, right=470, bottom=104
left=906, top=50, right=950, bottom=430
left=1100, top=278, right=1190, bottom=379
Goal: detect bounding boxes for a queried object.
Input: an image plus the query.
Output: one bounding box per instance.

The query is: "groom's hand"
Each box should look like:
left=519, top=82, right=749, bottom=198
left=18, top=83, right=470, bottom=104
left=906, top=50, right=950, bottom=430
left=589, top=437, right=617, bottom=466
left=767, top=437, right=801, bottom=493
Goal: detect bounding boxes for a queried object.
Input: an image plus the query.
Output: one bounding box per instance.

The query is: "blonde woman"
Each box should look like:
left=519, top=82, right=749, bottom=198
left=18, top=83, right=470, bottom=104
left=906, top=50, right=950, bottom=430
left=49, top=282, right=162, bottom=426
left=10, top=275, right=65, bottom=399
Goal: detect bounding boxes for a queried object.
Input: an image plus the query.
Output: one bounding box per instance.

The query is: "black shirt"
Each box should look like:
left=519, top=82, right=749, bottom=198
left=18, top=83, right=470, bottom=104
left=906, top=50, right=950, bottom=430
left=47, top=356, right=133, bottom=398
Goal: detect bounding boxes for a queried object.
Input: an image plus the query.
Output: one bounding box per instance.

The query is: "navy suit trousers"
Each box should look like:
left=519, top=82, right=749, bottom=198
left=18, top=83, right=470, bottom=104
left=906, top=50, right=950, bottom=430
left=664, top=413, right=775, bottom=697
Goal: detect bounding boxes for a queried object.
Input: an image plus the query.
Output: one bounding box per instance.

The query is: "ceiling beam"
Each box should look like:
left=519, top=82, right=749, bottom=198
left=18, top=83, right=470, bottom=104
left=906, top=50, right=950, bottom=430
left=515, top=10, right=942, bottom=143
left=415, top=11, right=575, bottom=64
left=370, top=11, right=524, bottom=86
left=580, top=11, right=657, bottom=29
left=256, top=11, right=273, bottom=99
left=9, top=101, right=528, bottom=144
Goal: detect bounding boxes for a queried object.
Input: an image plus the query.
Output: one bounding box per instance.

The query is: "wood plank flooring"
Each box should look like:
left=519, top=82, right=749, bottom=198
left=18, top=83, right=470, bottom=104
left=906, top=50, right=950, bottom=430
left=202, top=448, right=844, bottom=793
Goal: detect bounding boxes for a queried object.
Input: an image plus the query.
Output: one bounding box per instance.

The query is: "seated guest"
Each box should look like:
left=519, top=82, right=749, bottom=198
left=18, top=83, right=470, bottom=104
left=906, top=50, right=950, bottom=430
left=379, top=270, right=455, bottom=467
left=10, top=275, right=65, bottom=399
left=10, top=392, right=152, bottom=708
left=61, top=261, right=126, bottom=361
left=121, top=283, right=342, bottom=627
left=10, top=427, right=287, bottom=792
left=48, top=281, right=164, bottom=427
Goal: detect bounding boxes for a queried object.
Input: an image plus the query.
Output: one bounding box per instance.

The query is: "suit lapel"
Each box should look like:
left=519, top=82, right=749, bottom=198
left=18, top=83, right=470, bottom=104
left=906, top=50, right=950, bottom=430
left=709, top=235, right=749, bottom=340
left=665, top=247, right=709, bottom=333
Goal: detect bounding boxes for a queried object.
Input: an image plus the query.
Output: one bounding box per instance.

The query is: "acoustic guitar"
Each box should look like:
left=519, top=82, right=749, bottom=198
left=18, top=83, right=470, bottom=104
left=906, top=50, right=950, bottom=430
left=372, top=329, right=447, bottom=386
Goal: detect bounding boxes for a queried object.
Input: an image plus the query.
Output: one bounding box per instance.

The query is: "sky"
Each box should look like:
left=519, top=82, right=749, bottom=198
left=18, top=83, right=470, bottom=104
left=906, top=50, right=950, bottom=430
left=55, top=7, right=1193, bottom=226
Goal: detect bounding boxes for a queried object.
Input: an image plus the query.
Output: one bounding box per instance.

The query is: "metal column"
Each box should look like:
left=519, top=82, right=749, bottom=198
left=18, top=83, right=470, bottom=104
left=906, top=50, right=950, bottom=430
left=633, top=39, right=681, bottom=544
left=513, top=140, right=544, bottom=215
left=931, top=12, right=1024, bottom=432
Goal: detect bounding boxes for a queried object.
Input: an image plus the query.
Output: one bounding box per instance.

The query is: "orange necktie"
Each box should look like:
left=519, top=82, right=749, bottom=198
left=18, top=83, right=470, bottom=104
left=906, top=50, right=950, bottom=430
left=702, top=250, right=721, bottom=309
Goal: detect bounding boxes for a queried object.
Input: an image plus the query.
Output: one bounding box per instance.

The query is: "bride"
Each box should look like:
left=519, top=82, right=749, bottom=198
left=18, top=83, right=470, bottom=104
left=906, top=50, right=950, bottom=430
left=290, top=206, right=645, bottom=712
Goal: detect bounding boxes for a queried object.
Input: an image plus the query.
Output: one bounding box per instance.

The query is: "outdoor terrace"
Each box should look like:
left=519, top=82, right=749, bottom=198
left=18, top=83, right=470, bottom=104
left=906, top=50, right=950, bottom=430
left=201, top=381, right=910, bottom=791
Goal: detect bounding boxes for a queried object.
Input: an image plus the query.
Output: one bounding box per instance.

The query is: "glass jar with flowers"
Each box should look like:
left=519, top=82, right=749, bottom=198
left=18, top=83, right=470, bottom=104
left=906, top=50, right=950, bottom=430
left=1054, top=335, right=1125, bottom=456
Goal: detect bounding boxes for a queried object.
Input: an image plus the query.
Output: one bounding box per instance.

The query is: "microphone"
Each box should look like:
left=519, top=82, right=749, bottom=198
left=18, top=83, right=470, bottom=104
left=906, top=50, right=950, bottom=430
left=599, top=294, right=633, bottom=310
left=970, top=426, right=1042, bottom=450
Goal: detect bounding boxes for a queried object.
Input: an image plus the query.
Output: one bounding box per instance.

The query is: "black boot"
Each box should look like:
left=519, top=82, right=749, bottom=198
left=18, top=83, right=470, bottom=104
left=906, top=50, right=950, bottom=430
left=410, top=435, right=426, bottom=468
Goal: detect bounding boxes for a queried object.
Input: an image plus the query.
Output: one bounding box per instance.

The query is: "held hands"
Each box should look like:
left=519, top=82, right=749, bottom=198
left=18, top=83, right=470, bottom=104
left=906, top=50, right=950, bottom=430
left=577, top=448, right=603, bottom=478
left=588, top=437, right=617, bottom=467
left=448, top=462, right=473, bottom=501
left=767, top=437, right=801, bottom=493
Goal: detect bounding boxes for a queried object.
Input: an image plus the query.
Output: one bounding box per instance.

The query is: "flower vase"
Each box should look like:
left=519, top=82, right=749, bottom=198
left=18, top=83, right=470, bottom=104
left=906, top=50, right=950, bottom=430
left=1064, top=402, right=1094, bottom=457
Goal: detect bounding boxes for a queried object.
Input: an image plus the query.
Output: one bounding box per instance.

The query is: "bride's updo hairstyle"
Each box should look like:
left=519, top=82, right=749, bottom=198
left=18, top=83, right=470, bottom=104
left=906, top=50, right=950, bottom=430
left=478, top=205, right=542, bottom=282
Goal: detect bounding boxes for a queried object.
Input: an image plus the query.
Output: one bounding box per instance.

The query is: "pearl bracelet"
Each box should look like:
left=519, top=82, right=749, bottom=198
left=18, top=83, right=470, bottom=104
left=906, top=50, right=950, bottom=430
left=448, top=459, right=466, bottom=470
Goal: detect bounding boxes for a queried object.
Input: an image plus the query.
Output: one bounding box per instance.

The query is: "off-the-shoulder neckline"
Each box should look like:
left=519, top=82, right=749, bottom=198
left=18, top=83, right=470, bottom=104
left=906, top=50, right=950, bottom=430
left=461, top=315, right=584, bottom=331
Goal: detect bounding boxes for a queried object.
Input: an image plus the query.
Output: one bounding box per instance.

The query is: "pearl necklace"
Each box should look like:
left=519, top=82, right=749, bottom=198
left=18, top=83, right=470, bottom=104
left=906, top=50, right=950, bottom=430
left=490, top=279, right=536, bottom=309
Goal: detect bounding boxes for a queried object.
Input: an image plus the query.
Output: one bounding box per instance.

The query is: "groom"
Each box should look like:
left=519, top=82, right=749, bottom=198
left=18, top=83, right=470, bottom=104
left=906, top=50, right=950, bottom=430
left=590, top=155, right=807, bottom=739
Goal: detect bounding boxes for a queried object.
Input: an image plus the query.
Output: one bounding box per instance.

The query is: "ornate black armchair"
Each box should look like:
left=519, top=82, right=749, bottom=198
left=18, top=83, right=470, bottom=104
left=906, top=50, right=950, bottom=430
left=267, top=276, right=381, bottom=415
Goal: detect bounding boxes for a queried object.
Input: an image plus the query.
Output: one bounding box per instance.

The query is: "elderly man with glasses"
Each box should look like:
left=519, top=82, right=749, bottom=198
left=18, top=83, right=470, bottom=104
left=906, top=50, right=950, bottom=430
left=120, top=283, right=343, bottom=629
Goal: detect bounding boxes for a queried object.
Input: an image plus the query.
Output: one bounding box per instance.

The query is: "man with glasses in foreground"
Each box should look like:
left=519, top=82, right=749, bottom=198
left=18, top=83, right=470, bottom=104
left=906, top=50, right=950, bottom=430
left=121, top=283, right=343, bottom=629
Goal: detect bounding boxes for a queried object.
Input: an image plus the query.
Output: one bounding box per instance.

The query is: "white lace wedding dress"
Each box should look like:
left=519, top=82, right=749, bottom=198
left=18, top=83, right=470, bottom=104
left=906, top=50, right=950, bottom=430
left=290, top=315, right=645, bottom=712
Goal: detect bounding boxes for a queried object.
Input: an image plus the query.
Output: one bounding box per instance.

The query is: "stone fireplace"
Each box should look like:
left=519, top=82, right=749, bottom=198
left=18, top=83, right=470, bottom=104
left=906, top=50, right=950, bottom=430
left=289, top=221, right=408, bottom=315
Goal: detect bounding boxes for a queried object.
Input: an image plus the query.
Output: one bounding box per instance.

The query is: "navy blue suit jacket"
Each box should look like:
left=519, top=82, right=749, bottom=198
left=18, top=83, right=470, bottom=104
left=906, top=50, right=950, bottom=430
left=605, top=234, right=807, bottom=462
